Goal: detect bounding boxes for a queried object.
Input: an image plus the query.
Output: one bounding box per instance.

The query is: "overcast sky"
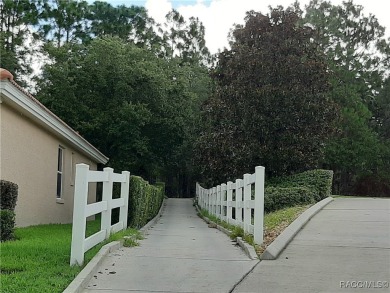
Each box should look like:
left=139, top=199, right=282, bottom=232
left=95, top=0, right=390, bottom=54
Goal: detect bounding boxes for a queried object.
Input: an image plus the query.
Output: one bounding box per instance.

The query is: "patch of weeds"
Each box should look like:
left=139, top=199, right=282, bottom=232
left=243, top=233, right=254, bottom=246
left=229, top=226, right=253, bottom=245
left=123, top=237, right=139, bottom=247
left=229, top=226, right=244, bottom=240
left=121, top=229, right=144, bottom=247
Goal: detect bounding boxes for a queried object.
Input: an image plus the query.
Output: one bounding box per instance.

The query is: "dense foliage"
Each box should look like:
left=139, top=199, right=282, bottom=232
left=0, top=180, right=18, bottom=210
left=265, top=169, right=333, bottom=212
left=36, top=36, right=209, bottom=196
left=0, top=210, right=16, bottom=241
left=264, top=187, right=315, bottom=213
left=195, top=6, right=338, bottom=184
left=1, top=0, right=389, bottom=196
left=268, top=169, right=334, bottom=201
left=0, top=180, right=18, bottom=241
left=303, top=0, right=390, bottom=195
left=128, top=176, right=165, bottom=228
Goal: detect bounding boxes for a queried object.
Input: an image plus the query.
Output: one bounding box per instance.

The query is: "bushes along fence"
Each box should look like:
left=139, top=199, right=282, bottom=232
left=128, top=177, right=165, bottom=228
left=70, top=164, right=165, bottom=266
left=264, top=169, right=333, bottom=212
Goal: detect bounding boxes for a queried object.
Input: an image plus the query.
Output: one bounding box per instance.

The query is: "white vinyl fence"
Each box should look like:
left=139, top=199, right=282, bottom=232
left=196, top=166, right=265, bottom=244
left=70, top=164, right=130, bottom=266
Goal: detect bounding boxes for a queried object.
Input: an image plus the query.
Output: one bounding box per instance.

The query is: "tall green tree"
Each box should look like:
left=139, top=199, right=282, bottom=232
left=37, top=37, right=210, bottom=196
left=88, top=1, right=161, bottom=50
left=303, top=0, right=390, bottom=195
left=163, top=9, right=211, bottom=65
left=304, top=0, right=389, bottom=101
left=182, top=16, right=211, bottom=65
left=0, top=0, right=39, bottom=82
left=39, top=0, right=90, bottom=46
left=195, top=6, right=338, bottom=184
left=164, top=9, right=186, bottom=58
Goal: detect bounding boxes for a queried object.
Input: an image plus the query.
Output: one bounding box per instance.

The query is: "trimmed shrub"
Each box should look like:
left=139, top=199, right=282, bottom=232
left=128, top=176, right=165, bottom=228
left=0, top=210, right=16, bottom=241
left=265, top=186, right=315, bottom=213
left=268, top=169, right=333, bottom=201
left=0, top=180, right=18, bottom=241
left=0, top=180, right=18, bottom=211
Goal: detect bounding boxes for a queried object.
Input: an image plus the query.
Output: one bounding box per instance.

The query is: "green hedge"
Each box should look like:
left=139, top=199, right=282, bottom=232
left=0, top=180, right=18, bottom=242
left=263, top=169, right=333, bottom=213
left=1, top=210, right=16, bottom=241
left=268, top=169, right=333, bottom=201
left=264, top=186, right=315, bottom=213
left=0, top=180, right=18, bottom=210
left=127, top=176, right=165, bottom=228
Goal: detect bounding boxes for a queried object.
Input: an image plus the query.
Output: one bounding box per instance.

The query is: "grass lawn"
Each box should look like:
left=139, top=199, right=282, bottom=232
left=0, top=218, right=141, bottom=293
left=198, top=204, right=312, bottom=254
left=257, top=204, right=312, bottom=254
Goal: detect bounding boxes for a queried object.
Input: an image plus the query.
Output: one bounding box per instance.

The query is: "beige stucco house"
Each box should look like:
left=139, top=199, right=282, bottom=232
left=0, top=68, right=109, bottom=227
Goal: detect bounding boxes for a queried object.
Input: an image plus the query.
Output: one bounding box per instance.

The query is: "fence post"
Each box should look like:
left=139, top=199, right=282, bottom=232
left=217, top=185, right=221, bottom=219
left=101, top=167, right=114, bottom=238
left=198, top=185, right=200, bottom=207
left=196, top=183, right=199, bottom=205
left=236, top=178, right=243, bottom=227
left=206, top=188, right=211, bottom=212
left=209, top=188, right=211, bottom=214
left=70, top=164, right=89, bottom=266
left=200, top=186, right=202, bottom=208
left=221, top=183, right=226, bottom=221
left=243, top=174, right=251, bottom=234
left=200, top=187, right=203, bottom=209
left=254, top=166, right=265, bottom=244
left=227, top=181, right=233, bottom=224
left=200, top=184, right=202, bottom=208
left=119, top=171, right=130, bottom=229
left=202, top=187, right=206, bottom=209
left=213, top=186, right=216, bottom=216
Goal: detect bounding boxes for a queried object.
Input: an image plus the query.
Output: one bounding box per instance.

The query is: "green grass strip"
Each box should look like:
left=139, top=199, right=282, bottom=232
left=264, top=204, right=311, bottom=230
left=198, top=204, right=311, bottom=247
left=0, top=218, right=142, bottom=293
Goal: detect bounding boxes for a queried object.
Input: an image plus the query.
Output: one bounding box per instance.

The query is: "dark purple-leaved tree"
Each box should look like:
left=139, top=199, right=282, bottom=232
left=195, top=6, right=339, bottom=185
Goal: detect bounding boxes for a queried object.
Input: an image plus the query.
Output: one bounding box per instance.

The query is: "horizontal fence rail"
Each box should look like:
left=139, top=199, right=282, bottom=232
left=70, top=164, right=130, bottom=266
left=196, top=166, right=265, bottom=244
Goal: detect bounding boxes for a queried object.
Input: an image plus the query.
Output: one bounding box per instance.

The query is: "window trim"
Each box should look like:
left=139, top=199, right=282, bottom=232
left=70, top=152, right=75, bottom=186
left=56, top=146, right=64, bottom=200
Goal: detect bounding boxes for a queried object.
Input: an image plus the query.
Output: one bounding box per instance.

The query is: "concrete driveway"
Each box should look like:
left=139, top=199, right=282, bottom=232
left=82, top=198, right=257, bottom=293
left=234, top=197, right=390, bottom=293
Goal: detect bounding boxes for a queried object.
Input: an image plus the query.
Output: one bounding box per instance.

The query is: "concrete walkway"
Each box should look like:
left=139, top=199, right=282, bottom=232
left=83, top=198, right=257, bottom=293
left=234, top=198, right=390, bottom=293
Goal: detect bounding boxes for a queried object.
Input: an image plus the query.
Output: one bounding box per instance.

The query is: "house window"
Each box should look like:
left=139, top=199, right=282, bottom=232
left=57, top=146, right=64, bottom=198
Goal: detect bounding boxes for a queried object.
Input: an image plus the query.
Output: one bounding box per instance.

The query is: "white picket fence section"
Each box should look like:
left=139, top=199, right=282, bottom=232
left=70, top=164, right=130, bottom=266
left=196, top=166, right=265, bottom=244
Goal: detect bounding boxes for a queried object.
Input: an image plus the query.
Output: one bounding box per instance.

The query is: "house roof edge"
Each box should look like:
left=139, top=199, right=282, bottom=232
left=0, top=79, right=109, bottom=165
